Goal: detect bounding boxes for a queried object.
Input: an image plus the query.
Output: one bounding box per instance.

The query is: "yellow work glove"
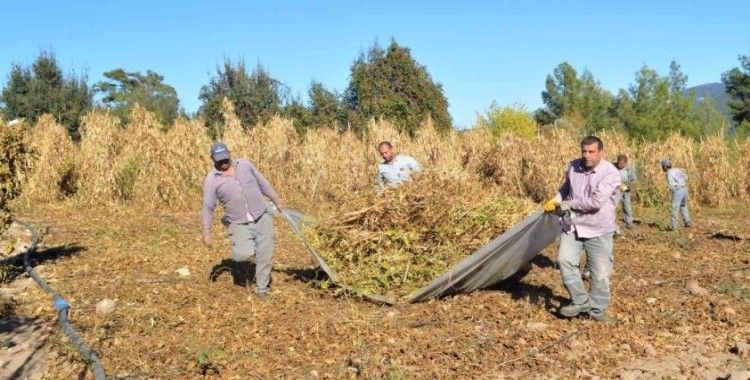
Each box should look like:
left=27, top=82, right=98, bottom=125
left=619, top=184, right=629, bottom=192
left=543, top=199, right=557, bottom=212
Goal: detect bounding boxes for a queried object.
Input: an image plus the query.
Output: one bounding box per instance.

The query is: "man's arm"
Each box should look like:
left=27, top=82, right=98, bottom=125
left=250, top=164, right=282, bottom=207
left=202, top=178, right=217, bottom=245
left=570, top=171, right=621, bottom=212
left=628, top=165, right=637, bottom=183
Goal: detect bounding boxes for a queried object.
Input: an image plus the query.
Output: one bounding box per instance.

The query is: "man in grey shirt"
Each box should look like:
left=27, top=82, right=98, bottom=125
left=660, top=159, right=691, bottom=231
left=615, top=154, right=636, bottom=229
left=202, top=143, right=283, bottom=299
left=376, top=141, right=421, bottom=191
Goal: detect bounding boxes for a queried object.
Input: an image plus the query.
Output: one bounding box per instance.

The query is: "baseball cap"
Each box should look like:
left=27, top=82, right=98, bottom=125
left=210, top=143, right=231, bottom=161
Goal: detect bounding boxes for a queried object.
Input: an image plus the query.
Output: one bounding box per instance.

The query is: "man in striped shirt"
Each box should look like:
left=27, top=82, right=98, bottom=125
left=544, top=136, right=621, bottom=323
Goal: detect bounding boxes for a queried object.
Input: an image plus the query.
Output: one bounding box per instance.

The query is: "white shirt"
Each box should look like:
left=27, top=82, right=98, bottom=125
left=377, top=154, right=421, bottom=188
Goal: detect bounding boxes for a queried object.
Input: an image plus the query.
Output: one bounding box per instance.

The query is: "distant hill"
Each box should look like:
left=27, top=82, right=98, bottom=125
left=683, top=82, right=731, bottom=117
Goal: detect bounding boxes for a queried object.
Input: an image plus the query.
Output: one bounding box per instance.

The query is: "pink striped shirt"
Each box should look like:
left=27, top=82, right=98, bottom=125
left=559, top=158, right=622, bottom=238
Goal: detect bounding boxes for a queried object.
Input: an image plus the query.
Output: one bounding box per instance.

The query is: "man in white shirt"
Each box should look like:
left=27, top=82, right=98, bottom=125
left=376, top=141, right=421, bottom=190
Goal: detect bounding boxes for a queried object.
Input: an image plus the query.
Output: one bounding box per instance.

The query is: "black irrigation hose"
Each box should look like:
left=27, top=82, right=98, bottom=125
left=15, top=220, right=107, bottom=380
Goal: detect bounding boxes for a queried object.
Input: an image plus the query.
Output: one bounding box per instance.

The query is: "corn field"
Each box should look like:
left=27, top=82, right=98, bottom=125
left=5, top=105, right=750, bottom=216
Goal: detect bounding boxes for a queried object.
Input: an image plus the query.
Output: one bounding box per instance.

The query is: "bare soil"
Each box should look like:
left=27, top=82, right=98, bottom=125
left=3, top=202, right=749, bottom=379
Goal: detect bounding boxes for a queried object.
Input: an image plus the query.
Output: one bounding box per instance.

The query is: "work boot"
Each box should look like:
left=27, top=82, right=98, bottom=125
left=588, top=311, right=615, bottom=325
left=256, top=292, right=269, bottom=301
left=560, top=302, right=591, bottom=317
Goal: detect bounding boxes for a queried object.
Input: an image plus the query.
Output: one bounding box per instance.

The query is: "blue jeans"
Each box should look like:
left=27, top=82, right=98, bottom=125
left=558, top=231, right=614, bottom=315
left=620, top=191, right=634, bottom=227
left=671, top=187, right=692, bottom=230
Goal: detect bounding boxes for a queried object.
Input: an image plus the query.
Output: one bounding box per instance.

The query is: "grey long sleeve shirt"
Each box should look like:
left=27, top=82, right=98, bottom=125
left=618, top=164, right=636, bottom=185
left=666, top=168, right=688, bottom=192
left=202, top=159, right=281, bottom=234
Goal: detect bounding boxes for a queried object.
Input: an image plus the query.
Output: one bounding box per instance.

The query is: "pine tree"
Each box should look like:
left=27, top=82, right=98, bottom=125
left=199, top=60, right=287, bottom=134
left=94, top=69, right=180, bottom=126
left=345, top=40, right=452, bottom=135
left=721, top=55, right=750, bottom=126
left=0, top=51, right=92, bottom=138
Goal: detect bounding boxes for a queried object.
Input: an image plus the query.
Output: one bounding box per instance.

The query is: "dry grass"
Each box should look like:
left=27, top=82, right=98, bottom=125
left=0, top=120, right=30, bottom=232
left=6, top=108, right=747, bottom=215
left=22, top=115, right=79, bottom=202
left=695, top=134, right=733, bottom=206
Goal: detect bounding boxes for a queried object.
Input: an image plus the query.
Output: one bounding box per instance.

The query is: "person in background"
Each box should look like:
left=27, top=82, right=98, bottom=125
left=615, top=154, right=636, bottom=229
left=376, top=141, right=421, bottom=191
left=660, top=159, right=692, bottom=231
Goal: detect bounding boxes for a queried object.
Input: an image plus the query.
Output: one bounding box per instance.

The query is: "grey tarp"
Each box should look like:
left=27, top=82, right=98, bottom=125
left=277, top=206, right=560, bottom=304
left=407, top=211, right=560, bottom=302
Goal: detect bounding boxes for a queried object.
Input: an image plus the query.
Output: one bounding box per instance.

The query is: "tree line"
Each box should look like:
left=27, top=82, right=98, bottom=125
left=1, top=40, right=749, bottom=140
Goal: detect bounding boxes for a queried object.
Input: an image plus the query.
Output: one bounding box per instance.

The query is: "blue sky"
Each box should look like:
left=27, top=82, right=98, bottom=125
left=1, top=1, right=749, bottom=128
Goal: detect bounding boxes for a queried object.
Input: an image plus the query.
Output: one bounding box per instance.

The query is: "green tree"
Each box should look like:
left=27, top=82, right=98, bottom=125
left=615, top=62, right=697, bottom=140
left=345, top=40, right=452, bottom=135
left=690, top=97, right=730, bottom=136
left=537, top=62, right=615, bottom=132
left=308, top=81, right=346, bottom=130
left=94, top=69, right=180, bottom=126
left=199, top=60, right=287, bottom=133
left=721, top=55, right=750, bottom=126
left=0, top=51, right=92, bottom=138
left=477, top=102, right=538, bottom=138
left=283, top=97, right=312, bottom=133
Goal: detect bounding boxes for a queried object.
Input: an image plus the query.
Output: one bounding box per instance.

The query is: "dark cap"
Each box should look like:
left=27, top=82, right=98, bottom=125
left=210, top=143, right=231, bottom=161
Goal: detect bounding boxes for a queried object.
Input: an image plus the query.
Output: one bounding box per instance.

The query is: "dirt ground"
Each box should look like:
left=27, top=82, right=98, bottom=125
left=2, top=201, right=749, bottom=379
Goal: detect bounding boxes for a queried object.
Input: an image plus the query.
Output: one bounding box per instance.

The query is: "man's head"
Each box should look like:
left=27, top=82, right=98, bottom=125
left=660, top=159, right=672, bottom=172
left=580, top=136, right=604, bottom=170
left=210, top=142, right=232, bottom=171
left=615, top=154, right=628, bottom=170
left=377, top=141, right=395, bottom=163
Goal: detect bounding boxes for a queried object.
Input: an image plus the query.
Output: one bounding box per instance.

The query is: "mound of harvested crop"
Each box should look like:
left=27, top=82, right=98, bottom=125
left=304, top=173, right=538, bottom=298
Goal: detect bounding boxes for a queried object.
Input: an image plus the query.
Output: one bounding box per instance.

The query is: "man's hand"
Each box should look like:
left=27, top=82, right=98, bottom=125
left=619, top=184, right=629, bottom=192
left=275, top=202, right=284, bottom=213
left=559, top=201, right=572, bottom=212
left=202, top=233, right=212, bottom=246
left=543, top=199, right=558, bottom=212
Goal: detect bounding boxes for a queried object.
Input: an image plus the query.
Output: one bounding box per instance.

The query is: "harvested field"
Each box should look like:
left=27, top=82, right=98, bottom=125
left=5, top=201, right=749, bottom=378
left=3, top=110, right=750, bottom=378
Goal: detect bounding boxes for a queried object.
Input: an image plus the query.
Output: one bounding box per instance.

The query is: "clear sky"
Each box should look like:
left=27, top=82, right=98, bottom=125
left=1, top=1, right=749, bottom=128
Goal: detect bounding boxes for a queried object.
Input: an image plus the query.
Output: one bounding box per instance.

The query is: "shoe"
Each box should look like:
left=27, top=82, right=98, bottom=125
left=684, top=224, right=692, bottom=228
left=560, top=302, right=591, bottom=317
left=256, top=291, right=270, bottom=301
left=625, top=223, right=634, bottom=229
left=588, top=312, right=615, bottom=325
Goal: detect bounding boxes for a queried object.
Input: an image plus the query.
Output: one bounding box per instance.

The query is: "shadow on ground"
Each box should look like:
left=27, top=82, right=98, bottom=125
left=1, top=244, right=85, bottom=284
